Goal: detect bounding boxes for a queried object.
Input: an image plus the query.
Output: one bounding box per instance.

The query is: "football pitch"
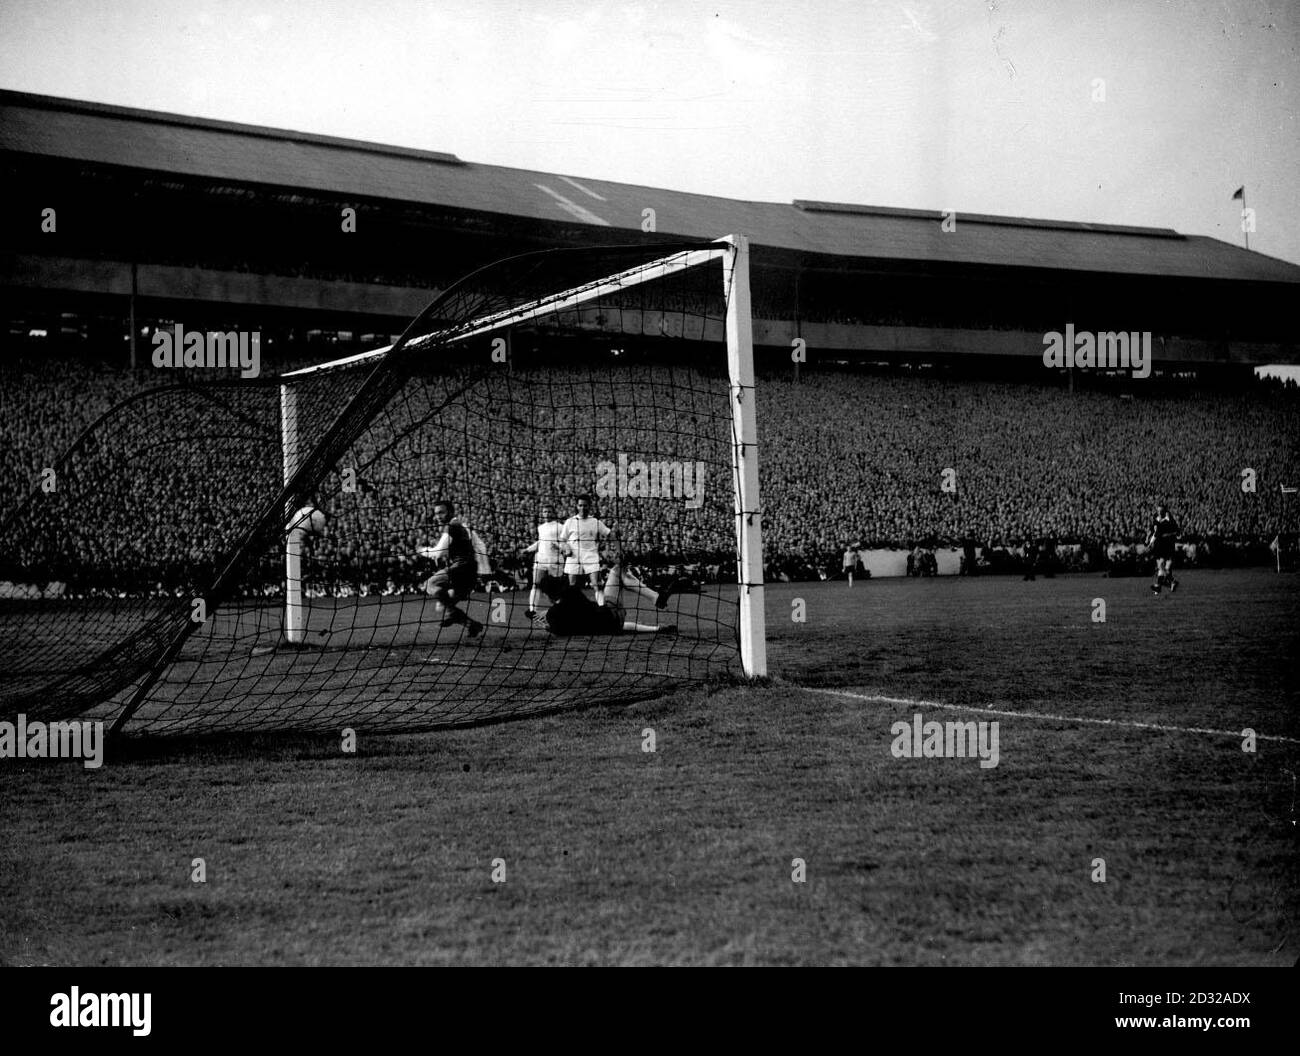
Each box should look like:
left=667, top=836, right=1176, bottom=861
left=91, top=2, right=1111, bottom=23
left=1, top=570, right=1296, bottom=965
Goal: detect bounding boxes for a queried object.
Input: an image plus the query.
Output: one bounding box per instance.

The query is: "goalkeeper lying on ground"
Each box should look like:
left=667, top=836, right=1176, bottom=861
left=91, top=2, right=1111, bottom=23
left=535, top=561, right=692, bottom=636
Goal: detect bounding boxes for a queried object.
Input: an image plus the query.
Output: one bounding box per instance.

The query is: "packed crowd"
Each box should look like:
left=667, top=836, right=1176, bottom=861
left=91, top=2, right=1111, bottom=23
left=758, top=371, right=1299, bottom=553
left=1, top=353, right=1297, bottom=591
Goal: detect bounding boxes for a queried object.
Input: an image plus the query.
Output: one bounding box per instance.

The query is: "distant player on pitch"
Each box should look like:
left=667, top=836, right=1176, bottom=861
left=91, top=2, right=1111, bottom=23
left=1147, top=503, right=1180, bottom=595
left=561, top=493, right=613, bottom=601
left=521, top=502, right=565, bottom=619
left=842, top=543, right=858, bottom=587
left=417, top=499, right=484, bottom=637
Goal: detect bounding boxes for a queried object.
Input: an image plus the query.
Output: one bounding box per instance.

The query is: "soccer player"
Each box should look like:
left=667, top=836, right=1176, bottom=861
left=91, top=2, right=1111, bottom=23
left=1148, top=503, right=1180, bottom=595
left=1022, top=537, right=1039, bottom=581
left=536, top=557, right=683, bottom=636
left=561, top=494, right=613, bottom=600
left=842, top=543, right=858, bottom=587
left=521, top=503, right=565, bottom=619
left=417, top=499, right=484, bottom=637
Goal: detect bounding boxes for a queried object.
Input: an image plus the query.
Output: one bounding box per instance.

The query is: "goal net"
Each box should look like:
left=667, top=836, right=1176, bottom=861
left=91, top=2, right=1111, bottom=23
left=0, top=237, right=765, bottom=736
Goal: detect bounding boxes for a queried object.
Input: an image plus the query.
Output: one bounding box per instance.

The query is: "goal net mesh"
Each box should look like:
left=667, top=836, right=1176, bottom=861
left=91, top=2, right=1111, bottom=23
left=0, top=242, right=752, bottom=735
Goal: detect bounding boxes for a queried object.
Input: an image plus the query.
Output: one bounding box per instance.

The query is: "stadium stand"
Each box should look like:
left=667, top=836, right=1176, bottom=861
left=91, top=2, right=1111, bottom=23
left=4, top=91, right=1299, bottom=588
left=3, top=353, right=1295, bottom=589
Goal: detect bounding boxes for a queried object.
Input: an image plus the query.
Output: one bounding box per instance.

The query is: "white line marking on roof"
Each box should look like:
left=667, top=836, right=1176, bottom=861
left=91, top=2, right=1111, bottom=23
left=558, top=175, right=608, bottom=201
left=533, top=183, right=611, bottom=226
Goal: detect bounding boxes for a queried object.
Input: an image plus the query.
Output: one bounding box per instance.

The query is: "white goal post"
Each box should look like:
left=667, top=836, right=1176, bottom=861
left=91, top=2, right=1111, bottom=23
left=278, top=235, right=767, bottom=677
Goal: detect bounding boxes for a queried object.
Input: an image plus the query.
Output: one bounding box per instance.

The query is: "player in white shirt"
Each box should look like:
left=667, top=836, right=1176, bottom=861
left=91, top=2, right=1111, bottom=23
left=561, top=493, right=613, bottom=601
left=521, top=503, right=565, bottom=618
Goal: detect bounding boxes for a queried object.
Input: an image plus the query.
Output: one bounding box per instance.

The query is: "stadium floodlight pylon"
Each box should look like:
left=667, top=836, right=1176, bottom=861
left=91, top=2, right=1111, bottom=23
left=0, top=236, right=766, bottom=736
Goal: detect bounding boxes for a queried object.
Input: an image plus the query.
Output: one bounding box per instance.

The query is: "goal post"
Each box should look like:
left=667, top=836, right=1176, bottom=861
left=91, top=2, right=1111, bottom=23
left=280, top=381, right=305, bottom=644
left=721, top=235, right=766, bottom=678
left=276, top=235, right=766, bottom=678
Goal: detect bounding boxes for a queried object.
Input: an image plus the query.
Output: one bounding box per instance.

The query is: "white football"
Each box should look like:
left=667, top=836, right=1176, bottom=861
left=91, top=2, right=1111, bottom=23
left=287, top=505, right=327, bottom=536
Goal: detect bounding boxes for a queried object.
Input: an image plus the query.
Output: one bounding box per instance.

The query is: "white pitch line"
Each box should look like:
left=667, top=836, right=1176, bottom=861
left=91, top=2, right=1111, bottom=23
left=804, top=688, right=1300, bottom=745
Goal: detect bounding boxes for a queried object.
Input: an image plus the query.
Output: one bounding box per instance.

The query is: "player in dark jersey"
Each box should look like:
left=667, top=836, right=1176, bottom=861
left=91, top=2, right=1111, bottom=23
left=536, top=558, right=686, bottom=636
left=1147, top=503, right=1180, bottom=595
left=419, top=499, right=484, bottom=636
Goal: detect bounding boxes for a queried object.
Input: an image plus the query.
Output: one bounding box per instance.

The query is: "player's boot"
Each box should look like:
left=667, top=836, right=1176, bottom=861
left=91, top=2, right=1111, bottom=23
left=656, top=577, right=695, bottom=609
left=1150, top=582, right=1160, bottom=595
left=529, top=610, right=549, bottom=628
left=656, top=624, right=678, bottom=636
left=466, top=618, right=484, bottom=638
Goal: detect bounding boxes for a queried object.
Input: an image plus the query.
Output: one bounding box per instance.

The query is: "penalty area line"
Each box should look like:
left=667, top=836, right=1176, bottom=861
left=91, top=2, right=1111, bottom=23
left=805, top=688, right=1300, bottom=745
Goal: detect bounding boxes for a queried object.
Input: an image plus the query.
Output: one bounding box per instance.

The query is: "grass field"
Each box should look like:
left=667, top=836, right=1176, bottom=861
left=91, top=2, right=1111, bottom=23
left=1, top=569, right=1296, bottom=965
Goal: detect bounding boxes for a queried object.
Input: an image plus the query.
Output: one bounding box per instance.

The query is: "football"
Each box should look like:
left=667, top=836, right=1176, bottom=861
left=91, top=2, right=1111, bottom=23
left=287, top=504, right=327, bottom=536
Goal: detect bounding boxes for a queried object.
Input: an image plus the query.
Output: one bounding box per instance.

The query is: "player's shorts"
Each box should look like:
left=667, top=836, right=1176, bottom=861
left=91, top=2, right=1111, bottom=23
left=564, top=553, right=601, bottom=576
left=533, top=560, right=565, bottom=580
left=1155, top=556, right=1174, bottom=573
left=425, top=561, right=477, bottom=598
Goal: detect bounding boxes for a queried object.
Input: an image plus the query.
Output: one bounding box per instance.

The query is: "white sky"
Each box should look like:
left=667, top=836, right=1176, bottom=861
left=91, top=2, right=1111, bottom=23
left=2, top=0, right=1297, bottom=263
